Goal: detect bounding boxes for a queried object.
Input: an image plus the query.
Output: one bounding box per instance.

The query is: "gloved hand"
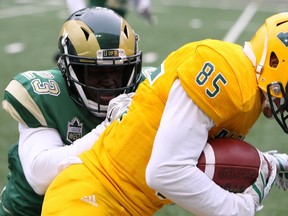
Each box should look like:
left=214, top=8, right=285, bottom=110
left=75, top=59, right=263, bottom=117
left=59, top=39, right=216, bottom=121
left=244, top=150, right=276, bottom=212
left=104, top=93, right=135, bottom=125
left=92, top=93, right=135, bottom=139
left=264, top=150, right=288, bottom=191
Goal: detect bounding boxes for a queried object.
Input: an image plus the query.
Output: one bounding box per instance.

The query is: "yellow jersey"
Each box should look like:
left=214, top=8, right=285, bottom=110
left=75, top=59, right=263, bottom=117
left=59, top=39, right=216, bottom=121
left=79, top=39, right=261, bottom=215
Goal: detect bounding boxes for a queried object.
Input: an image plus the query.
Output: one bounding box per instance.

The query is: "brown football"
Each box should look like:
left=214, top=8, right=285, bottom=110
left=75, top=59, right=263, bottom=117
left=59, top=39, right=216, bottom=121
left=197, top=138, right=260, bottom=193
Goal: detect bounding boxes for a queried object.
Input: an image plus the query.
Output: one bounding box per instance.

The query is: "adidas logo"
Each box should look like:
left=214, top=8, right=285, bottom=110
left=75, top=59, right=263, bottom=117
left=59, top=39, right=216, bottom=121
left=80, top=195, right=98, bottom=207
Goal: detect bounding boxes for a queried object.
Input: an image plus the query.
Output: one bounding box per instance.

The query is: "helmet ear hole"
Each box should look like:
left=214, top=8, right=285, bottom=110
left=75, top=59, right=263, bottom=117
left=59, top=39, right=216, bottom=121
left=270, top=52, right=279, bottom=68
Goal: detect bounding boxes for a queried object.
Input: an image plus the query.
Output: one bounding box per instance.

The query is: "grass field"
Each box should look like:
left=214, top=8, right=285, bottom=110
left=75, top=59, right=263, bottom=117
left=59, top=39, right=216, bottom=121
left=1, top=0, right=288, bottom=215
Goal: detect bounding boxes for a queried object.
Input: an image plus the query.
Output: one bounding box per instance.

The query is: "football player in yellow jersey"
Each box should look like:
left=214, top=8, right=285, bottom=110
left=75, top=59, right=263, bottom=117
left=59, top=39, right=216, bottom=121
left=42, top=13, right=288, bottom=216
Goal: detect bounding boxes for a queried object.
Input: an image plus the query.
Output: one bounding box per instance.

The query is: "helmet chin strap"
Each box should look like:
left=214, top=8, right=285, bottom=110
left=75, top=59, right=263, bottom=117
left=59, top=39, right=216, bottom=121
left=243, top=42, right=256, bottom=66
left=256, top=33, right=268, bottom=74
left=243, top=33, right=268, bottom=81
left=243, top=41, right=258, bottom=80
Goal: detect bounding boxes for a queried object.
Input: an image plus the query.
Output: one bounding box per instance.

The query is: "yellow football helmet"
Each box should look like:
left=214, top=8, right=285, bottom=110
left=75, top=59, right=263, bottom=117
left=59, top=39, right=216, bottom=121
left=57, top=7, right=142, bottom=117
left=244, top=12, right=288, bottom=133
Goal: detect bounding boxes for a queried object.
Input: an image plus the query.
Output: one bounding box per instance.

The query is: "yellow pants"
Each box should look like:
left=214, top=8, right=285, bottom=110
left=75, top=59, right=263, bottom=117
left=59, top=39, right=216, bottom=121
left=41, top=164, right=131, bottom=216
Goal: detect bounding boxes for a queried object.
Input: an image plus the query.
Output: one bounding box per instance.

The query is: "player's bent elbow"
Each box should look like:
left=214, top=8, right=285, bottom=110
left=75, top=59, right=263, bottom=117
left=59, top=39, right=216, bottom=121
left=145, top=164, right=167, bottom=191
left=25, top=155, right=55, bottom=195
left=145, top=167, right=156, bottom=189
left=26, top=172, right=50, bottom=195
left=24, top=173, right=48, bottom=195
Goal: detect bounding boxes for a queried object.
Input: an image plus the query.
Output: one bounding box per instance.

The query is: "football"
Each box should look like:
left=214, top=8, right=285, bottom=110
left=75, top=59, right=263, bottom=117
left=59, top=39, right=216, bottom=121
left=197, top=138, right=260, bottom=193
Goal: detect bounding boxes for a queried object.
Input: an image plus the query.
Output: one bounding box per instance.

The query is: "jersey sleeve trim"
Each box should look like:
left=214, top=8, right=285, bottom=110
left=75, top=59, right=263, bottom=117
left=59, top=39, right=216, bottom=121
left=3, top=92, right=42, bottom=128
left=5, top=79, right=47, bottom=127
left=2, top=100, right=26, bottom=126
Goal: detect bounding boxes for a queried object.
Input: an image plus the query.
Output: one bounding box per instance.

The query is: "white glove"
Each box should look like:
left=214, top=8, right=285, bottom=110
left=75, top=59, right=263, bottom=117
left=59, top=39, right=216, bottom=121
left=104, top=93, right=134, bottom=126
left=264, top=150, right=288, bottom=190
left=244, top=150, right=276, bottom=212
left=90, top=93, right=134, bottom=146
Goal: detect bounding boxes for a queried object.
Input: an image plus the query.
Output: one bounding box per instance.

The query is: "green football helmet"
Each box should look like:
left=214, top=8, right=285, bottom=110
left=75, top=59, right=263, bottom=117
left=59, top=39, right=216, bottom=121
left=58, top=7, right=142, bottom=117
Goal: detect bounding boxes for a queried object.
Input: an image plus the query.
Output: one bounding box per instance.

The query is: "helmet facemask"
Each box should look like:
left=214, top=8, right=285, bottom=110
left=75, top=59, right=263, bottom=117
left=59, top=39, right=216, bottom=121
left=259, top=51, right=288, bottom=133
left=244, top=12, right=288, bottom=134
left=260, top=49, right=288, bottom=133
left=266, top=82, right=288, bottom=133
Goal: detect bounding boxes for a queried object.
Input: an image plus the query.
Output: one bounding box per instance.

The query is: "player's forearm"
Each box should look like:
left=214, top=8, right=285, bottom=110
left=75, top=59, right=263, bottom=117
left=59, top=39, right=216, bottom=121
left=146, top=163, right=255, bottom=215
left=18, top=124, right=104, bottom=195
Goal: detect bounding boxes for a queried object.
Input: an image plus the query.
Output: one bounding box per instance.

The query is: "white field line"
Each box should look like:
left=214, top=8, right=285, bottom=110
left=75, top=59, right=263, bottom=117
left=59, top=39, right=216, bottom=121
left=0, top=5, right=64, bottom=19
left=223, top=1, right=259, bottom=42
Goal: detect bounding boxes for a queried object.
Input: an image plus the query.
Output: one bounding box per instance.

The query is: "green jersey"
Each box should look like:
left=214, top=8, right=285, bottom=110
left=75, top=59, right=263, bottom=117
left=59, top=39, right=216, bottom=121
left=0, top=67, right=154, bottom=216
left=1, top=69, right=102, bottom=216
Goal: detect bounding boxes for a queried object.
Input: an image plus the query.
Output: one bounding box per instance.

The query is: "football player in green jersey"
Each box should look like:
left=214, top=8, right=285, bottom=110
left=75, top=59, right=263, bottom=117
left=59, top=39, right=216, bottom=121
left=0, top=7, right=153, bottom=216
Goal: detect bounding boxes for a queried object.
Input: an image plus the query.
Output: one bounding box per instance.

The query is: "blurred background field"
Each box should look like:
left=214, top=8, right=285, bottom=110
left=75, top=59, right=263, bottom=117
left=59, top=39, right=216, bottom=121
left=1, top=0, right=288, bottom=215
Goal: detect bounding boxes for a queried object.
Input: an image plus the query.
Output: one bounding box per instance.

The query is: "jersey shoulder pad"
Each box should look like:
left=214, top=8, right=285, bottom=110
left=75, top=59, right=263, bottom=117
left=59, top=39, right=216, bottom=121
left=3, top=69, right=67, bottom=127
left=177, top=40, right=258, bottom=124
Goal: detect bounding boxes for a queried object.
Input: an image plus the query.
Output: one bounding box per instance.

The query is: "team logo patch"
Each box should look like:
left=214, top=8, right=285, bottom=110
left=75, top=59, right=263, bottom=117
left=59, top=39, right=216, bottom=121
left=67, top=117, right=83, bottom=143
left=277, top=32, right=288, bottom=47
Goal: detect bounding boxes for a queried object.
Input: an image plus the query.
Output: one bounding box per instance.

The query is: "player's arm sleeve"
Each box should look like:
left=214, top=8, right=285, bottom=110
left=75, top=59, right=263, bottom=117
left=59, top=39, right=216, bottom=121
left=145, top=79, right=255, bottom=216
left=18, top=122, right=106, bottom=195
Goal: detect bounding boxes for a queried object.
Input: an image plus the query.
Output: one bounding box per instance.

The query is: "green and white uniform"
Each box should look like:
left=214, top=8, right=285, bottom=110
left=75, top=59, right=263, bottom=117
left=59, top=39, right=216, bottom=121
left=1, top=69, right=102, bottom=216
left=0, top=67, right=154, bottom=216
